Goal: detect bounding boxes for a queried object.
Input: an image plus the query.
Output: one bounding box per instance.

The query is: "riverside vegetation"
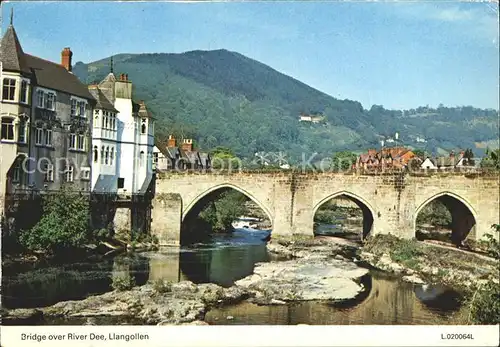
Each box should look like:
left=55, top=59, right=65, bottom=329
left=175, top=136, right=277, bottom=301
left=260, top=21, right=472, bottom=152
left=359, top=225, right=500, bottom=324
left=1, top=185, right=158, bottom=263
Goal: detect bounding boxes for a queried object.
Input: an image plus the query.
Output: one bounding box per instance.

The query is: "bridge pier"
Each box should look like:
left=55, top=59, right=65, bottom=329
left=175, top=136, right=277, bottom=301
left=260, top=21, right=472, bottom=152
left=151, top=193, right=182, bottom=245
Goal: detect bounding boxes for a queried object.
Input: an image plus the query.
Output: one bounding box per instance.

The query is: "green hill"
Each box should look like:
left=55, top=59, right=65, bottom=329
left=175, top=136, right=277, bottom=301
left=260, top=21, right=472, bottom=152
left=73, top=49, right=499, bottom=162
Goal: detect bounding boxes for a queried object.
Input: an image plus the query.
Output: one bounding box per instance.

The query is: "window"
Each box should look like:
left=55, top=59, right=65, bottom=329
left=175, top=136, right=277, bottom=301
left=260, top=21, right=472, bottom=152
left=78, top=101, right=86, bottom=117
left=102, top=113, right=105, bottom=128
left=110, top=147, right=114, bottom=165
left=37, top=90, right=44, bottom=107
left=101, top=146, right=104, bottom=164
left=12, top=163, right=21, bottom=182
left=105, top=115, right=109, bottom=129
left=2, top=78, right=16, bottom=101
left=77, top=134, right=85, bottom=150
left=93, top=146, right=98, bottom=163
left=69, top=133, right=76, bottom=149
left=118, top=178, right=125, bottom=189
left=141, top=119, right=147, bottom=134
left=45, top=93, right=55, bottom=110
left=45, top=163, right=54, bottom=182
left=18, top=120, right=26, bottom=143
left=140, top=151, right=145, bottom=167
left=35, top=128, right=43, bottom=145
left=1, top=117, right=15, bottom=140
left=44, top=129, right=52, bottom=146
left=71, top=99, right=77, bottom=116
left=81, top=167, right=90, bottom=180
left=94, top=115, right=99, bottom=127
left=111, top=115, right=116, bottom=130
left=105, top=147, right=109, bottom=165
left=65, top=166, right=74, bottom=182
left=20, top=80, right=29, bottom=103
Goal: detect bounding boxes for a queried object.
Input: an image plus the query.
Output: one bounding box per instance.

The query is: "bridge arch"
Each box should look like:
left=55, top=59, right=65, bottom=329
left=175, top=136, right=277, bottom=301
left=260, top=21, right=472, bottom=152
left=312, top=191, right=376, bottom=240
left=414, top=191, right=478, bottom=245
left=182, top=183, right=274, bottom=225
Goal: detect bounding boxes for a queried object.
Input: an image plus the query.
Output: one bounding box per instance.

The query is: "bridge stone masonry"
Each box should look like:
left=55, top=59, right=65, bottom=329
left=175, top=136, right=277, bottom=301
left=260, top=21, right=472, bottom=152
left=151, top=170, right=500, bottom=246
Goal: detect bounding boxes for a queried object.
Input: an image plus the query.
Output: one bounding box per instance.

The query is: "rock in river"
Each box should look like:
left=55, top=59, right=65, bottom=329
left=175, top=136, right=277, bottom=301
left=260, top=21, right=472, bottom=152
left=235, top=258, right=369, bottom=303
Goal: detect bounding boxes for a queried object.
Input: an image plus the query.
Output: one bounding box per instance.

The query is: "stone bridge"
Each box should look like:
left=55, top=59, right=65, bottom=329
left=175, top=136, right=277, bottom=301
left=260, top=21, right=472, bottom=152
left=151, top=171, right=499, bottom=245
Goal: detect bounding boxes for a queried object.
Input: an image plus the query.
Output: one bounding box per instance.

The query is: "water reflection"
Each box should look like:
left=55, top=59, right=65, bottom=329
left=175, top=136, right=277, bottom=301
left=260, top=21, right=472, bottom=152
left=206, top=272, right=463, bottom=325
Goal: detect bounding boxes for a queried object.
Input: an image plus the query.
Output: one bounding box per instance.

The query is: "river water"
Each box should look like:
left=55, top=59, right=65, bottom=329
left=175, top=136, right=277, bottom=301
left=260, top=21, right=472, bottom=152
left=1, top=228, right=464, bottom=325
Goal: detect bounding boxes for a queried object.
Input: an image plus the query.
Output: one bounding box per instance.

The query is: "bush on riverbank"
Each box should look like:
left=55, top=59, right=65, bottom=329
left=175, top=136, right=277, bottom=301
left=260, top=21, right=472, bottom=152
left=462, top=224, right=500, bottom=324
left=112, top=273, right=135, bottom=291
left=19, top=186, right=94, bottom=255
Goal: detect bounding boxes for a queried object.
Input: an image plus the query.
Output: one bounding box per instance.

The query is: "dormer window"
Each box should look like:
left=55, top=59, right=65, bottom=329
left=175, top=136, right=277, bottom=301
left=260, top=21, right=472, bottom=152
left=2, top=78, right=16, bottom=101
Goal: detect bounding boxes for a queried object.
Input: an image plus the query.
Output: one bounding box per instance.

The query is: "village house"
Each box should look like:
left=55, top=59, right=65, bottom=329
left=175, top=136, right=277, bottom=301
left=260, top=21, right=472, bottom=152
left=355, top=146, right=417, bottom=170
left=1, top=17, right=95, bottom=231
left=154, top=135, right=211, bottom=172
left=420, top=151, right=474, bottom=170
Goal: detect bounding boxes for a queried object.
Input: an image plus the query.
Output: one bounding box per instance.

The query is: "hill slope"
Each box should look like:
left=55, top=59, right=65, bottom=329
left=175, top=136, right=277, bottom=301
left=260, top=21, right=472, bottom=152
left=73, top=49, right=499, bottom=161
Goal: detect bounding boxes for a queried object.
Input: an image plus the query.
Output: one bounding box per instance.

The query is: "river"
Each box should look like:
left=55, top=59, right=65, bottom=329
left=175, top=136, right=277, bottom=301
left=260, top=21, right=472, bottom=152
left=1, top=228, right=464, bottom=325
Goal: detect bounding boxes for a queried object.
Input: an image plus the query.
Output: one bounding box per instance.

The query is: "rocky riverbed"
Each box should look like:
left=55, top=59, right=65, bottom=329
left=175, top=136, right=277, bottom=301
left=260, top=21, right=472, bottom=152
left=2, top=281, right=248, bottom=326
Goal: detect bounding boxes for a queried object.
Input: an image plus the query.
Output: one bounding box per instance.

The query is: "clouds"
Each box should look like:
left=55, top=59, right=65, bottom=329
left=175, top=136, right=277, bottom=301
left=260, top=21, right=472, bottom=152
left=391, top=2, right=498, bottom=47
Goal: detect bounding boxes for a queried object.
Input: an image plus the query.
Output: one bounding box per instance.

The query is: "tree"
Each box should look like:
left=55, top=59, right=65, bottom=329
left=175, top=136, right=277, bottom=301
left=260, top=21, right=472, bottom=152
left=20, top=185, right=92, bottom=254
left=199, top=191, right=248, bottom=232
left=480, top=148, right=500, bottom=170
left=331, top=151, right=357, bottom=171
left=412, top=149, right=426, bottom=159
left=463, top=148, right=475, bottom=166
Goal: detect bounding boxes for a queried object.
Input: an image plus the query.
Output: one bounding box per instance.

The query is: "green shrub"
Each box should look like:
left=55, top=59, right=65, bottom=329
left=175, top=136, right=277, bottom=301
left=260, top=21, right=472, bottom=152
left=152, top=279, right=172, bottom=294
left=465, top=280, right=500, bottom=324
left=112, top=273, right=135, bottom=291
left=19, top=185, right=91, bottom=254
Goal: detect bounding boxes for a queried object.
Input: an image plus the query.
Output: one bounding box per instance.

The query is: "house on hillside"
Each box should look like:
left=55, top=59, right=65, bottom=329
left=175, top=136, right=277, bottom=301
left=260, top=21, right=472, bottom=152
left=299, top=113, right=324, bottom=123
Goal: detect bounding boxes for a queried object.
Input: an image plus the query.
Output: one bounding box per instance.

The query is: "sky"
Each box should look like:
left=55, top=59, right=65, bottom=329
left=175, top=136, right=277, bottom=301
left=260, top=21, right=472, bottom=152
left=1, top=1, right=499, bottom=110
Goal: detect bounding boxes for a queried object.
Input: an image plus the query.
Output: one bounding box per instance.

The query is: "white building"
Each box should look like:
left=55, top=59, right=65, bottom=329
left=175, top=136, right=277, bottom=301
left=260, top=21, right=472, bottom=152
left=89, top=71, right=155, bottom=195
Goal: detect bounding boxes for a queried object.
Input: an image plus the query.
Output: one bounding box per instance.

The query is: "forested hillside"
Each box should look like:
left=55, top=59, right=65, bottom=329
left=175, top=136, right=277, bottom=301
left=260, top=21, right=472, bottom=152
left=73, top=49, right=499, bottom=162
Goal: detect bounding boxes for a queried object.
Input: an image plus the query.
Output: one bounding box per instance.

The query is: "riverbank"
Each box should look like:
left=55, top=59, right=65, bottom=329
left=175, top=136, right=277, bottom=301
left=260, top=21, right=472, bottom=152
left=2, top=237, right=159, bottom=268
left=358, top=234, right=499, bottom=290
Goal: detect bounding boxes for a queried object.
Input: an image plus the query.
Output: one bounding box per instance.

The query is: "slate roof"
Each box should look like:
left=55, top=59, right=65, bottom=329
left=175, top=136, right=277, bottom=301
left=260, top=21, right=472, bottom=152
left=88, top=87, right=118, bottom=112
left=24, top=54, right=95, bottom=101
left=0, top=25, right=30, bottom=74
left=1, top=25, right=95, bottom=101
left=185, top=151, right=200, bottom=164
left=133, top=100, right=154, bottom=119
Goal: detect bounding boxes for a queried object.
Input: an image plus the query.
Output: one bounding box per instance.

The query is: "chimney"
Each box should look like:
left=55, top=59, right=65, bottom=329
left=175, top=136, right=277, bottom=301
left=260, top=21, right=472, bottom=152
left=61, top=47, right=73, bottom=72
left=167, top=135, right=176, bottom=148
left=449, top=151, right=455, bottom=158
left=182, top=139, right=193, bottom=152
